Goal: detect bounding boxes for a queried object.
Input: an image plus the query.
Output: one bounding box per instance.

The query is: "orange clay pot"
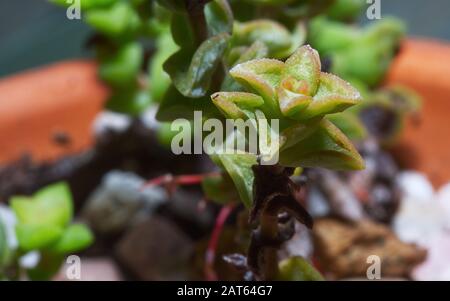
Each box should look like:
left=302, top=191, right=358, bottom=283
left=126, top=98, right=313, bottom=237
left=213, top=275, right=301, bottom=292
left=0, top=60, right=108, bottom=165
left=386, top=39, right=450, bottom=187
left=0, top=39, right=449, bottom=187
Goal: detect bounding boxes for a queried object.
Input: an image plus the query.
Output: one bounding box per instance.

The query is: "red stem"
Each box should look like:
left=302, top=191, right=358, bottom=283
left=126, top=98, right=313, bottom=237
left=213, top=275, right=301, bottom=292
left=204, top=203, right=236, bottom=281
left=141, top=172, right=220, bottom=190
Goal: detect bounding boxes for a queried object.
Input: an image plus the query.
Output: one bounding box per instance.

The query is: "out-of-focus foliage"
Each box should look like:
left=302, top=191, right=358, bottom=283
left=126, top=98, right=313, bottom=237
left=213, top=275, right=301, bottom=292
left=10, top=182, right=93, bottom=280
left=277, top=256, right=324, bottom=281
left=309, top=16, right=405, bottom=88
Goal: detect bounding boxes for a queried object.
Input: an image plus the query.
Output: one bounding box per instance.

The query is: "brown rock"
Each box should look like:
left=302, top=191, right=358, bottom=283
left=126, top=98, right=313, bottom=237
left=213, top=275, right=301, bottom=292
left=312, top=218, right=427, bottom=279
left=115, top=216, right=193, bottom=280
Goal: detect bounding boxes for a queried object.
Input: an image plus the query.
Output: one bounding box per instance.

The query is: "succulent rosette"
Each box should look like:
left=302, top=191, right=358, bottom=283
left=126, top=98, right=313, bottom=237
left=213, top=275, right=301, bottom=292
left=212, top=45, right=364, bottom=169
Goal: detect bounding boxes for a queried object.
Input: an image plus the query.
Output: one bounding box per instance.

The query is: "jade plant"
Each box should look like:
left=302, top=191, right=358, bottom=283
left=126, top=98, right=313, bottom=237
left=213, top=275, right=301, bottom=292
left=0, top=182, right=93, bottom=280
left=48, top=0, right=416, bottom=280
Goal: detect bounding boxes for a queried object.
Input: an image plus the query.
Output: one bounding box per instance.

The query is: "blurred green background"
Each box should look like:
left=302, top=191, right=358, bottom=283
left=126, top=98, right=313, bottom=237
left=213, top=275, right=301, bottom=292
left=0, top=0, right=449, bottom=78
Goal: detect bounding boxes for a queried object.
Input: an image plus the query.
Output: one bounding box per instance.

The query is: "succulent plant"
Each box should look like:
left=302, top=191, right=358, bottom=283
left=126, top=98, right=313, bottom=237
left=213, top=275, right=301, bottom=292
left=7, top=182, right=93, bottom=280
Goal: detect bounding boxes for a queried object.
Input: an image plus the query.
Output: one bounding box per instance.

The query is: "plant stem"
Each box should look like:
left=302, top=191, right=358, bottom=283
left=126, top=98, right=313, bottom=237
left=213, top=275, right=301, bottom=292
left=259, top=211, right=279, bottom=280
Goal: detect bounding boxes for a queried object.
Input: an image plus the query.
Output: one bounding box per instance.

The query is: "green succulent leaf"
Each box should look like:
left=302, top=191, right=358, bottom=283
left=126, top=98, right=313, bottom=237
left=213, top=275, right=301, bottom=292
left=279, top=119, right=364, bottom=170
left=86, top=1, right=141, bottom=37
left=232, top=20, right=293, bottom=59
left=99, top=42, right=143, bottom=88
left=230, top=58, right=284, bottom=114
left=164, top=33, right=230, bottom=98
left=205, top=0, right=234, bottom=36
left=222, top=41, right=269, bottom=92
left=211, top=92, right=264, bottom=119
left=15, top=224, right=63, bottom=252
left=149, top=29, right=178, bottom=102
left=328, top=112, right=367, bottom=141
left=217, top=153, right=257, bottom=208
left=298, top=72, right=362, bottom=120
left=106, top=89, right=152, bottom=116
left=326, top=0, right=366, bottom=21
left=49, top=224, right=94, bottom=254
left=277, top=256, right=324, bottom=281
left=11, top=182, right=73, bottom=228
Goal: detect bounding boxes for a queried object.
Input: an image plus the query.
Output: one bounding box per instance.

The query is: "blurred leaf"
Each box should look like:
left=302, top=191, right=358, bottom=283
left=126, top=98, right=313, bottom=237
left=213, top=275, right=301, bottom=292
left=99, top=42, right=143, bottom=88
left=86, top=1, right=141, bottom=37
left=277, top=256, right=324, bottom=281
left=49, top=224, right=94, bottom=254
left=205, top=0, right=234, bottom=36
left=27, top=252, right=64, bottom=281
left=106, top=89, right=152, bottom=116
left=49, top=0, right=117, bottom=10
left=232, top=20, right=293, bottom=58
left=15, top=224, right=63, bottom=252
left=328, top=112, right=367, bottom=141
left=202, top=174, right=240, bottom=204
left=149, top=29, right=178, bottom=102
left=326, top=0, right=366, bottom=21
left=11, top=182, right=73, bottom=228
left=0, top=216, right=9, bottom=268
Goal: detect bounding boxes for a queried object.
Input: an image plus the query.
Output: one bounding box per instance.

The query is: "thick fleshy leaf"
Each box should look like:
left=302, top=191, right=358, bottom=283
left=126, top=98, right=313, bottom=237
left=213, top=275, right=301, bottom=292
left=328, top=112, right=367, bottom=141
left=211, top=92, right=264, bottom=119
left=277, top=256, right=324, bottom=281
left=205, top=0, right=234, bottom=36
left=170, top=12, right=196, bottom=49
left=86, top=2, right=140, bottom=37
left=279, top=119, right=364, bottom=170
left=222, top=41, right=269, bottom=92
left=298, top=72, right=362, bottom=120
left=49, top=224, right=94, bottom=254
left=277, top=79, right=312, bottom=118
left=230, top=58, right=284, bottom=115
left=233, top=20, right=293, bottom=58
left=218, top=153, right=257, bottom=208
left=149, top=29, right=178, bottom=102
left=284, top=45, right=321, bottom=96
left=99, top=42, right=143, bottom=88
left=15, top=224, right=63, bottom=252
left=106, top=89, right=152, bottom=116
left=164, top=33, right=230, bottom=98
left=279, top=118, right=321, bottom=150
left=11, top=182, right=73, bottom=227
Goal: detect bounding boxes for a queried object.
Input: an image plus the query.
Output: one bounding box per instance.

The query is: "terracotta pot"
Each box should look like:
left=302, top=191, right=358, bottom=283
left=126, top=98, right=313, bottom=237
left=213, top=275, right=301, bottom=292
left=386, top=39, right=450, bottom=187
left=0, top=60, right=108, bottom=165
left=0, top=39, right=449, bottom=186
